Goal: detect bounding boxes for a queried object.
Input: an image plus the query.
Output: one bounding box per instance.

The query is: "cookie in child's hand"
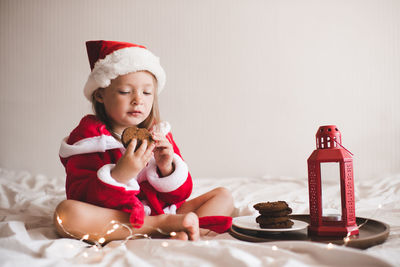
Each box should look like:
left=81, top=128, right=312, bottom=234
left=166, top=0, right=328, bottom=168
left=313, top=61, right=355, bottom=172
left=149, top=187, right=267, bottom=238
left=121, top=126, right=155, bottom=151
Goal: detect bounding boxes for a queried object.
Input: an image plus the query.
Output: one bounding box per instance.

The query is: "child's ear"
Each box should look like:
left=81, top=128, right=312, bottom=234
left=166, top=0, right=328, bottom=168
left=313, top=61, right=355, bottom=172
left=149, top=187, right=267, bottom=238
left=94, top=89, right=104, bottom=103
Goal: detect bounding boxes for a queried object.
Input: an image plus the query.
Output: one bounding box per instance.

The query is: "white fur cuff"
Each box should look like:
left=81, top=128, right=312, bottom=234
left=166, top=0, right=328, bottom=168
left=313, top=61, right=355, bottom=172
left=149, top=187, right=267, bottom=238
left=151, top=121, right=171, bottom=136
left=145, top=154, right=189, bottom=193
left=97, top=164, right=140, bottom=191
left=59, top=135, right=123, bottom=158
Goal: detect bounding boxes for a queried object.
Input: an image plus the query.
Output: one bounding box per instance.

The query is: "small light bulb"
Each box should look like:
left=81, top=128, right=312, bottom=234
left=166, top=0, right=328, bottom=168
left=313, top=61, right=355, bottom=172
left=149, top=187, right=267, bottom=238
left=82, top=234, right=89, bottom=240
left=170, top=231, right=177, bottom=237
left=98, top=237, right=106, bottom=244
left=113, top=224, right=120, bottom=229
left=57, top=216, right=63, bottom=224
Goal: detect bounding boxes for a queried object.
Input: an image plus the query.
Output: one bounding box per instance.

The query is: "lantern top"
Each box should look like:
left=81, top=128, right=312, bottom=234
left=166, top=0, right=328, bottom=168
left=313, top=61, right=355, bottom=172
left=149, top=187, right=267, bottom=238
left=315, top=125, right=342, bottom=149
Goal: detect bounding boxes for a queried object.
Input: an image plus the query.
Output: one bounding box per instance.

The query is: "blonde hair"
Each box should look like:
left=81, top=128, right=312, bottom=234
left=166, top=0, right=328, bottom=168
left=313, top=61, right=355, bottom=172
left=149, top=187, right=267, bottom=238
left=91, top=72, right=161, bottom=132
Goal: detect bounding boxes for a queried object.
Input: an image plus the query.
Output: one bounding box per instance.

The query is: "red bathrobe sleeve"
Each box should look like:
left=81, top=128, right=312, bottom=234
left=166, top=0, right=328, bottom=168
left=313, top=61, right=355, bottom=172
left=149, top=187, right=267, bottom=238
left=63, top=149, right=145, bottom=227
left=157, top=132, right=193, bottom=203
left=138, top=132, right=193, bottom=215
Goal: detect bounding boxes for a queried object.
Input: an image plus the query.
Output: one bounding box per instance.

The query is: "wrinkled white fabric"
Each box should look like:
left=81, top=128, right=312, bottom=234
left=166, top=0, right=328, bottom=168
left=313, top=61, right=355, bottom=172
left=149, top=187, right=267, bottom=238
left=0, top=168, right=398, bottom=266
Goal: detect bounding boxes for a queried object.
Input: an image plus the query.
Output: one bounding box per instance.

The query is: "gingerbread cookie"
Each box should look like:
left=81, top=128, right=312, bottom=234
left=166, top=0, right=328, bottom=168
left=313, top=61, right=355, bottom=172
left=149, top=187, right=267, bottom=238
left=259, top=220, right=294, bottom=229
left=121, top=126, right=155, bottom=151
left=258, top=208, right=293, bottom=217
left=253, top=201, right=289, bottom=212
left=256, top=215, right=290, bottom=224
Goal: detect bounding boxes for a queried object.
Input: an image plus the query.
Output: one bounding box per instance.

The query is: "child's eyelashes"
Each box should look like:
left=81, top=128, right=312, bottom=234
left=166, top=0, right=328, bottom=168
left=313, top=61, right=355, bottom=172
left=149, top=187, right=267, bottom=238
left=118, top=90, right=153, bottom=96
left=118, top=91, right=130, bottom=95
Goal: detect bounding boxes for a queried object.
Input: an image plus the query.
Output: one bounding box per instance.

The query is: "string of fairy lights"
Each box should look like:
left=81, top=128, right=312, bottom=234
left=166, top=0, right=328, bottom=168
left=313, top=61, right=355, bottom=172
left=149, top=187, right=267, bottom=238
left=55, top=212, right=177, bottom=250
left=54, top=197, right=386, bottom=261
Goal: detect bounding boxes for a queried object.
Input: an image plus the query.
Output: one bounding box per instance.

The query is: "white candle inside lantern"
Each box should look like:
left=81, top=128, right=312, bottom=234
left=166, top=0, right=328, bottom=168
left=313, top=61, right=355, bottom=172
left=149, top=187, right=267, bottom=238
left=320, top=162, right=342, bottom=221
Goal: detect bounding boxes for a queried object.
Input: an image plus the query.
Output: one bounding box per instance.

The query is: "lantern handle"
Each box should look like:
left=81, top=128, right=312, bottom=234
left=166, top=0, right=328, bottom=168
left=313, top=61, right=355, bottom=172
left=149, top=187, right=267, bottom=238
left=332, top=139, right=354, bottom=156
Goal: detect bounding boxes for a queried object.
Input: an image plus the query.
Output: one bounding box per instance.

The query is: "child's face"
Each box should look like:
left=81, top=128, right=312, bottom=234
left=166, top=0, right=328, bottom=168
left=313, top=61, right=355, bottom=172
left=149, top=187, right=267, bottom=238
left=96, top=71, right=155, bottom=133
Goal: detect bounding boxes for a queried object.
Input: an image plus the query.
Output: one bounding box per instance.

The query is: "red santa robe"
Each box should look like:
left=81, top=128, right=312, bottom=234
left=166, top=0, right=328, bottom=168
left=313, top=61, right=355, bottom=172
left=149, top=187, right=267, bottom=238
left=59, top=115, right=192, bottom=228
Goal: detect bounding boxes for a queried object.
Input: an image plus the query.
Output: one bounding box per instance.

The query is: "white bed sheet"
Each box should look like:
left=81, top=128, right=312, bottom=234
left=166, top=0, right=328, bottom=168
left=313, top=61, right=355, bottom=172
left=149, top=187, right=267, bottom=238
left=0, top=168, right=399, bottom=266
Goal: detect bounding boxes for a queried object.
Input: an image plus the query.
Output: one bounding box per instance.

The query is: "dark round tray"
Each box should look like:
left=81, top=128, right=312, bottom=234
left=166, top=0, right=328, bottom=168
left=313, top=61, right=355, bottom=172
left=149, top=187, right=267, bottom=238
left=229, top=214, right=390, bottom=249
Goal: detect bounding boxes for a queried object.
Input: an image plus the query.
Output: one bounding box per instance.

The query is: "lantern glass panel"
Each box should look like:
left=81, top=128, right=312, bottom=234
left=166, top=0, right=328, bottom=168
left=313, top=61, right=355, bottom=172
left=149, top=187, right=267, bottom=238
left=320, top=162, right=342, bottom=221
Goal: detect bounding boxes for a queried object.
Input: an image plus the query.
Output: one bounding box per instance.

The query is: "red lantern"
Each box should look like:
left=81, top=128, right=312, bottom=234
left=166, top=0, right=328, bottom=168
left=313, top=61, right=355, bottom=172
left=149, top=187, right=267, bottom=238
left=307, top=125, right=359, bottom=237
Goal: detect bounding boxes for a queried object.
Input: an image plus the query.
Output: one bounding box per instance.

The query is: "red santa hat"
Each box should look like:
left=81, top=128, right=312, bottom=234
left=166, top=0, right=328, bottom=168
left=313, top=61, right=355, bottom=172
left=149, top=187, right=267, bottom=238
left=83, top=40, right=166, bottom=101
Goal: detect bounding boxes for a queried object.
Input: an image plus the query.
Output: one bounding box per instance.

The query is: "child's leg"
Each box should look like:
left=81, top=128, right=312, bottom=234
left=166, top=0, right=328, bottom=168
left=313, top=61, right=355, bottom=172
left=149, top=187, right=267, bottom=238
left=177, top=187, right=234, bottom=217
left=53, top=199, right=199, bottom=243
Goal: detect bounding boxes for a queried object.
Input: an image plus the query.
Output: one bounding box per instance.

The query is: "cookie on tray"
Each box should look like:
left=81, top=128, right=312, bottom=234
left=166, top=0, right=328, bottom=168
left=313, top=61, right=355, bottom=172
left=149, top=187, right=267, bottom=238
left=253, top=201, right=289, bottom=212
left=253, top=201, right=294, bottom=229
left=258, top=207, right=293, bottom=217
left=259, top=220, right=294, bottom=229
left=256, top=215, right=290, bottom=225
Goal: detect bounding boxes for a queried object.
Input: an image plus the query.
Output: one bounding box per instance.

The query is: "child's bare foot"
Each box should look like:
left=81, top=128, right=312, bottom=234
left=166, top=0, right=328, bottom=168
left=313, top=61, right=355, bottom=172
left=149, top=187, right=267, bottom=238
left=170, top=231, right=189, bottom=240
left=182, top=212, right=200, bottom=241
left=145, top=212, right=199, bottom=241
left=200, top=229, right=212, bottom=236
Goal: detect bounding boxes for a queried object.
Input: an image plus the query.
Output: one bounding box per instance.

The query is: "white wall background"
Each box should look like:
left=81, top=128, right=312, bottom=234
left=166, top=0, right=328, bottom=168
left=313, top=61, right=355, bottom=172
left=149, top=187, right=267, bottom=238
left=1, top=0, right=399, bottom=181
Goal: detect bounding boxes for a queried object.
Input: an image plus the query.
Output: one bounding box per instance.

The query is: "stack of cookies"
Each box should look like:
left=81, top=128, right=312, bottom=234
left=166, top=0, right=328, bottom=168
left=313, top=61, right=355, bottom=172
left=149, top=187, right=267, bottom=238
left=253, top=201, right=294, bottom=229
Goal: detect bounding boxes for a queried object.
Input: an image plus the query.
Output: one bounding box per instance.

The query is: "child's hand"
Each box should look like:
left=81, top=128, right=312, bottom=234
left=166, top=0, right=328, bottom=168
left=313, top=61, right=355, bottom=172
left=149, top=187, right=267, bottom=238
left=111, top=139, right=155, bottom=184
left=152, top=131, right=174, bottom=177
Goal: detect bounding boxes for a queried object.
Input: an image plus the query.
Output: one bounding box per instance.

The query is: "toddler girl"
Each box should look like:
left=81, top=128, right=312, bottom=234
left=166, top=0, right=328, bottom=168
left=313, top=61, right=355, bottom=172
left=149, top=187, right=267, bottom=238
left=54, top=40, right=233, bottom=242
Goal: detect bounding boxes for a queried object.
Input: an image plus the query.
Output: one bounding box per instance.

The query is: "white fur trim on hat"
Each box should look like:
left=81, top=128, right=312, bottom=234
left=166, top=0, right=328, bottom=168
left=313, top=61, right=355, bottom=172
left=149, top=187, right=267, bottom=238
left=83, top=46, right=166, bottom=101
left=143, top=154, right=189, bottom=193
